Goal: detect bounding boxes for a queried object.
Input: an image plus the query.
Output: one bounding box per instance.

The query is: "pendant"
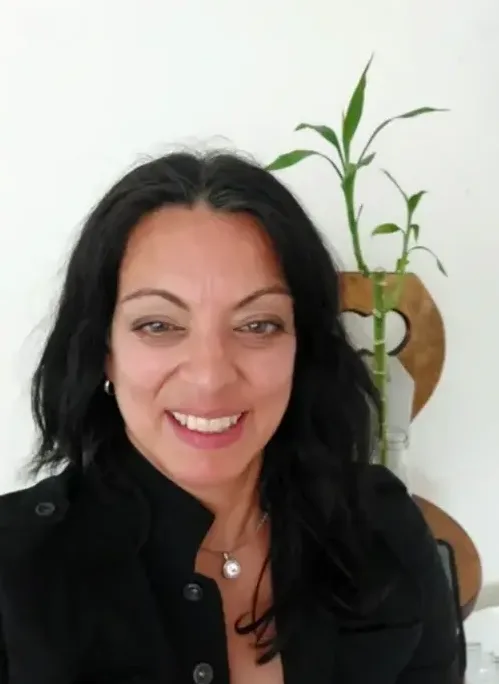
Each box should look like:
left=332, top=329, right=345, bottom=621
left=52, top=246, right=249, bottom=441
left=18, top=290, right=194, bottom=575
left=222, top=552, right=241, bottom=579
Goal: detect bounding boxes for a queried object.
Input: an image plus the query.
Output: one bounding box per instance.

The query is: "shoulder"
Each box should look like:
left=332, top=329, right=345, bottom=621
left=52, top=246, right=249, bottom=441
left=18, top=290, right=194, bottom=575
left=0, top=467, right=74, bottom=522
left=360, top=468, right=462, bottom=679
left=0, top=462, right=147, bottom=560
left=0, top=467, right=75, bottom=554
left=362, top=464, right=437, bottom=572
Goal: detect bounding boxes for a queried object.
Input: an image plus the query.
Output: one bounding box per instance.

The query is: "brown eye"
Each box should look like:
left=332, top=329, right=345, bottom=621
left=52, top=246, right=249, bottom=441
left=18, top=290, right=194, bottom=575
left=134, top=321, right=184, bottom=335
left=237, top=320, right=283, bottom=335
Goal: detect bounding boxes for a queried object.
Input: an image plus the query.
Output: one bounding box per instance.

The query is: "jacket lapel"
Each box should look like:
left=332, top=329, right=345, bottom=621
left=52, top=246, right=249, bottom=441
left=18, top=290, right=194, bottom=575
left=83, top=467, right=180, bottom=682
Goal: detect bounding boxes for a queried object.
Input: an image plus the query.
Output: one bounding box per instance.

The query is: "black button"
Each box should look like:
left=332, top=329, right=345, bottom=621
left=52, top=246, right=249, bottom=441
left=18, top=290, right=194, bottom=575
left=183, top=583, right=203, bottom=602
left=35, top=502, right=56, bottom=517
left=192, top=662, right=213, bottom=684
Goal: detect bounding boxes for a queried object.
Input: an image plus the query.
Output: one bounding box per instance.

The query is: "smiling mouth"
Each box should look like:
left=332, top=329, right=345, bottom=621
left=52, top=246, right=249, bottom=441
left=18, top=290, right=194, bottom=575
left=168, top=411, right=245, bottom=434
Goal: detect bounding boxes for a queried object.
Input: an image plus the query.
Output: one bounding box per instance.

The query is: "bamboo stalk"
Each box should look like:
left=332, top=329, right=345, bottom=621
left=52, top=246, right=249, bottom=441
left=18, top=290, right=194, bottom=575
left=371, top=270, right=388, bottom=465
left=343, top=174, right=369, bottom=276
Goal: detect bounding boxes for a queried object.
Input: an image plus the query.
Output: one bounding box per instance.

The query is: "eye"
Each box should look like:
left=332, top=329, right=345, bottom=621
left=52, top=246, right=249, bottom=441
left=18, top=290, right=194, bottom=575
left=134, top=321, right=184, bottom=335
left=237, top=320, right=284, bottom=336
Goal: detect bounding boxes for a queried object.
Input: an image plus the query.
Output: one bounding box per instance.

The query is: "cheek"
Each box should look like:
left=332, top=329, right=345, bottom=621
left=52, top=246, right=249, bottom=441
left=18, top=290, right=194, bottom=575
left=247, top=339, right=296, bottom=401
left=110, top=334, right=176, bottom=393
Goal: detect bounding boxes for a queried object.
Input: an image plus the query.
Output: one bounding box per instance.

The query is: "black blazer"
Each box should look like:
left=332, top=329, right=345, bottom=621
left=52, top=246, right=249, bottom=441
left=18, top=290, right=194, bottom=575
left=0, top=460, right=461, bottom=684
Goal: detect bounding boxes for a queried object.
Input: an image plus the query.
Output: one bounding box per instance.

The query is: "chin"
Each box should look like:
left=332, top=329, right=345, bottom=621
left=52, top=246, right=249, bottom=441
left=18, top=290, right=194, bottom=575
left=161, top=450, right=261, bottom=491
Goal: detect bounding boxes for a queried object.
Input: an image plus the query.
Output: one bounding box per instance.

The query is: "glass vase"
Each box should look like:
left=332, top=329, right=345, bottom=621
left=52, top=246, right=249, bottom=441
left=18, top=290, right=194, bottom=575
left=385, top=427, right=409, bottom=489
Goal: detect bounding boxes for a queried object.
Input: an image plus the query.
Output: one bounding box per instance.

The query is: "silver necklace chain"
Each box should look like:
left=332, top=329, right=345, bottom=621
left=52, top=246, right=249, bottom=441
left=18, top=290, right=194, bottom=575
left=200, top=511, right=269, bottom=580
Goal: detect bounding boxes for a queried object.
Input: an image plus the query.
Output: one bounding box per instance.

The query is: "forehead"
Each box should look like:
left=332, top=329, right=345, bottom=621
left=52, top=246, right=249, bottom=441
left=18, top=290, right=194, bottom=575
left=119, top=204, right=284, bottom=298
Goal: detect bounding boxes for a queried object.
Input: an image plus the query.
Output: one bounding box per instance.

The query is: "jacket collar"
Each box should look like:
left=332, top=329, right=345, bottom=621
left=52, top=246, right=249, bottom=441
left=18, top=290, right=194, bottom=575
left=0, top=436, right=215, bottom=571
left=119, top=443, right=214, bottom=572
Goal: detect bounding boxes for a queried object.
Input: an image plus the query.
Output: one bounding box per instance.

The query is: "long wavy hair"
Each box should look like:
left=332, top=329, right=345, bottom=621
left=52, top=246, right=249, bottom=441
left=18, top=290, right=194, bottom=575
left=31, top=150, right=382, bottom=661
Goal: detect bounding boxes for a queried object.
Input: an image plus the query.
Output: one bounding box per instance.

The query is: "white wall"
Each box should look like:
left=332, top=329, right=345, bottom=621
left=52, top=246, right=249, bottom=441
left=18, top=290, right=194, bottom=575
left=1, top=0, right=498, bottom=617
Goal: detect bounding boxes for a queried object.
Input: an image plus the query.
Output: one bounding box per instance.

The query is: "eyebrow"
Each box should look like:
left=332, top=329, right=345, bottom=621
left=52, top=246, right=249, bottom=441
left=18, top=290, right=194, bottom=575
left=119, top=284, right=291, bottom=311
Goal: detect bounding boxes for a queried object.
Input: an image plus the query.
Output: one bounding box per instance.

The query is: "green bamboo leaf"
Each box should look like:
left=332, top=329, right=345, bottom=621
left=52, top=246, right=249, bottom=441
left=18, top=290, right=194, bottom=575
left=410, top=245, right=448, bottom=275
left=410, top=223, right=420, bottom=241
left=438, top=259, right=448, bottom=276
left=266, top=150, right=317, bottom=171
left=342, top=55, right=374, bottom=159
left=357, top=152, right=376, bottom=169
left=266, top=149, right=342, bottom=179
left=382, top=170, right=408, bottom=200
left=408, top=191, right=427, bottom=214
left=397, top=106, right=447, bottom=118
left=295, top=123, right=343, bottom=161
left=372, top=223, right=401, bottom=236
left=359, top=107, right=447, bottom=162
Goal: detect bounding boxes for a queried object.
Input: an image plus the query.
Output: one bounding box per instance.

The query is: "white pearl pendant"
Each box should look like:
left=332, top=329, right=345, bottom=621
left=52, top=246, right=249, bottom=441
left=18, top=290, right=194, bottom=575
left=222, top=553, right=241, bottom=579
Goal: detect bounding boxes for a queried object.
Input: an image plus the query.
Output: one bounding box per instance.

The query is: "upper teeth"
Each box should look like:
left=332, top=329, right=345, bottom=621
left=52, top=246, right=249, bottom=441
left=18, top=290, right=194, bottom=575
left=171, top=412, right=241, bottom=433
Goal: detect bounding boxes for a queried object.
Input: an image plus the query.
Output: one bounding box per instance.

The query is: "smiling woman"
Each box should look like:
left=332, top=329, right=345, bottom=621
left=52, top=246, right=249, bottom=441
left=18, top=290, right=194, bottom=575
left=0, top=150, right=461, bottom=683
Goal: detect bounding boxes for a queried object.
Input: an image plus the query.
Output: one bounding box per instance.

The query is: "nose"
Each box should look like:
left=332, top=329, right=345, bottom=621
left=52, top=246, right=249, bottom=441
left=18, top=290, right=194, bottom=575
left=179, top=331, right=239, bottom=394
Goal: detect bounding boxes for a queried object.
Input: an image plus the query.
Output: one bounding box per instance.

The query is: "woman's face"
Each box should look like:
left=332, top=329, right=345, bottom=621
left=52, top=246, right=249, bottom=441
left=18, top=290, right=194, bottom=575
left=108, top=204, right=296, bottom=490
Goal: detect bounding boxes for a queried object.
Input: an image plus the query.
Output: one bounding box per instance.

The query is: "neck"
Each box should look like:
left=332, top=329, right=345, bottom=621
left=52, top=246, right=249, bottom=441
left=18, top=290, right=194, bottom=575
left=128, top=432, right=264, bottom=553
left=194, top=457, right=263, bottom=552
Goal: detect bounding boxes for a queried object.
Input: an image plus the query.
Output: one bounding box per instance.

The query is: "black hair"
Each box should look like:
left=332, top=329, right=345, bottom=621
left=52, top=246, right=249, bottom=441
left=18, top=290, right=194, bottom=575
left=31, top=150, right=381, bottom=662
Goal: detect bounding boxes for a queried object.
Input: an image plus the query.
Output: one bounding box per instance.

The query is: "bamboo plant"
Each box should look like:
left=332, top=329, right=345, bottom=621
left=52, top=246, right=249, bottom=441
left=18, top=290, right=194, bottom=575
left=266, top=57, right=447, bottom=465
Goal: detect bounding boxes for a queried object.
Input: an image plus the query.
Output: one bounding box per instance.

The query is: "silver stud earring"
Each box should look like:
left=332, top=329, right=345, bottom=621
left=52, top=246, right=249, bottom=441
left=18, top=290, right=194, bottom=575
left=103, top=379, right=114, bottom=396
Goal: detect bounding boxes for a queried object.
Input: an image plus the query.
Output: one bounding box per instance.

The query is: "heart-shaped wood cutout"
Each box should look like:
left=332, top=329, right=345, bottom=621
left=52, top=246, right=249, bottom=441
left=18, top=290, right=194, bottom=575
left=341, top=309, right=410, bottom=356
left=339, top=272, right=446, bottom=419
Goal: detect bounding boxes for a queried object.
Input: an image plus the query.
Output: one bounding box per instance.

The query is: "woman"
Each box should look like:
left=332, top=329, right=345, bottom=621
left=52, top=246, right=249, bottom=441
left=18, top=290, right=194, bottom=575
left=0, top=151, right=460, bottom=683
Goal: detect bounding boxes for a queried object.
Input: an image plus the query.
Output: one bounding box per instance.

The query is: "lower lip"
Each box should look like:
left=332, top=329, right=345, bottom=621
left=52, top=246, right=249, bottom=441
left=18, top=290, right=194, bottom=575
left=165, top=412, right=247, bottom=450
